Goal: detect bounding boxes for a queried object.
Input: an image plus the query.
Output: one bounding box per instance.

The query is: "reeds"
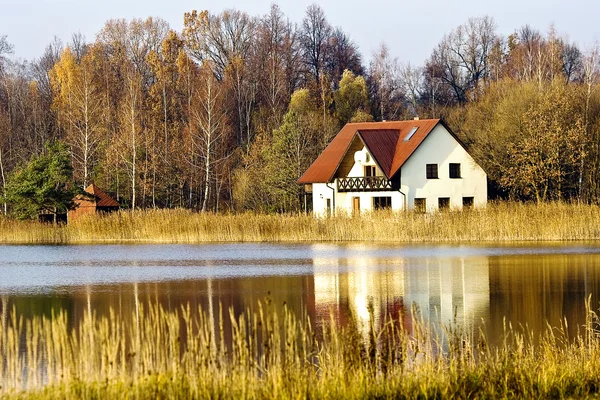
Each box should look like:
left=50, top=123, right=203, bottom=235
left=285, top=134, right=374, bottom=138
left=2, top=299, right=600, bottom=398
left=1, top=201, right=600, bottom=244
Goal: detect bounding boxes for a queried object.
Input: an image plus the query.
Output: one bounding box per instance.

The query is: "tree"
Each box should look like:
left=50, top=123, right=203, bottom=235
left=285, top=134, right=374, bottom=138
left=50, top=46, right=106, bottom=187
left=300, top=4, right=332, bottom=86
left=425, top=16, right=498, bottom=104
left=369, top=43, right=403, bottom=120
left=334, top=69, right=371, bottom=124
left=501, top=82, right=585, bottom=201
left=233, top=88, right=337, bottom=212
left=187, top=62, right=232, bottom=212
left=4, top=142, right=79, bottom=220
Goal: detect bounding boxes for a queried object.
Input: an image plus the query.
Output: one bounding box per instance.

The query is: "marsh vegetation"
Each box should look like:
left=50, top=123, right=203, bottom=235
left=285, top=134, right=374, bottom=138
left=2, top=298, right=600, bottom=399
left=1, top=202, right=599, bottom=244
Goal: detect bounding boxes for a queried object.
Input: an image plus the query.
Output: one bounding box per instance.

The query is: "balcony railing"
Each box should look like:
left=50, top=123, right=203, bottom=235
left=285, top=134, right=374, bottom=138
left=337, top=176, right=393, bottom=192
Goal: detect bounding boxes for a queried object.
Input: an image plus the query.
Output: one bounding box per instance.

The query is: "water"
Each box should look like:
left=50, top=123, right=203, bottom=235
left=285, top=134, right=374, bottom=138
left=2, top=242, right=600, bottom=343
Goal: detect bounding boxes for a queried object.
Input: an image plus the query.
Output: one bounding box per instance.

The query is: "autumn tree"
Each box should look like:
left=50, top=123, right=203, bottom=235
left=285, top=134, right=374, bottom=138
left=112, top=64, right=144, bottom=209
left=502, top=83, right=585, bottom=201
left=50, top=46, right=106, bottom=187
left=252, top=5, right=301, bottom=136
left=184, top=9, right=257, bottom=147
left=234, top=88, right=336, bottom=212
left=187, top=62, right=232, bottom=212
left=0, top=110, right=8, bottom=214
left=334, top=69, right=371, bottom=124
left=147, top=30, right=185, bottom=207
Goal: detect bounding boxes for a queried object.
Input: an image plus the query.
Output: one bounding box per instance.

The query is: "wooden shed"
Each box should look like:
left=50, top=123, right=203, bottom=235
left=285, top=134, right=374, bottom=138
left=68, top=184, right=120, bottom=221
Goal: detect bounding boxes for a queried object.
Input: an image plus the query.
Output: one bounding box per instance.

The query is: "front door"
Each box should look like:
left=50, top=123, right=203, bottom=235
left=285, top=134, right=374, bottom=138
left=353, top=197, right=360, bottom=214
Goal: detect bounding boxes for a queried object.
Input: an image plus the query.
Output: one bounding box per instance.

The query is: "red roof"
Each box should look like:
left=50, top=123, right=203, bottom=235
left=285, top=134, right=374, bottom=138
left=85, top=184, right=120, bottom=207
left=298, top=119, right=442, bottom=183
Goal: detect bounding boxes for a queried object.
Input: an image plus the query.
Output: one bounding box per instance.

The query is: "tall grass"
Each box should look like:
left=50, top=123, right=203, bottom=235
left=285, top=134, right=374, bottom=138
left=2, top=299, right=600, bottom=398
left=1, top=201, right=600, bottom=244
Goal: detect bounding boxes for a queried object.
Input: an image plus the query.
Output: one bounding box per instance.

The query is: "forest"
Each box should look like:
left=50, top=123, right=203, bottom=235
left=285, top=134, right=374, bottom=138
left=1, top=4, right=599, bottom=214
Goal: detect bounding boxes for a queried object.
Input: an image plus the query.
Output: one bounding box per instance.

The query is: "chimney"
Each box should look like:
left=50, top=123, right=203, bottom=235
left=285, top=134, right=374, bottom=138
left=413, top=116, right=419, bottom=120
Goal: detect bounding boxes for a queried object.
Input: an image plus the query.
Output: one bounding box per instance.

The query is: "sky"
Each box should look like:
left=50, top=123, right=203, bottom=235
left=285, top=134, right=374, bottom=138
left=2, top=0, right=600, bottom=67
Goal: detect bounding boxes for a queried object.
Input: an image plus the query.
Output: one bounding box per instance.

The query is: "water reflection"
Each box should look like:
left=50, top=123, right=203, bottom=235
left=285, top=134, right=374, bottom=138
left=1, top=243, right=600, bottom=345
left=312, top=245, right=490, bottom=341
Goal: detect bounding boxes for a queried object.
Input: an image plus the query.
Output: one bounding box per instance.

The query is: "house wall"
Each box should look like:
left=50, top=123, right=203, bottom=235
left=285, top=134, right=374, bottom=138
left=312, top=145, right=405, bottom=216
left=347, top=146, right=379, bottom=177
left=310, top=124, right=487, bottom=216
left=400, top=124, right=487, bottom=211
left=67, top=204, right=96, bottom=221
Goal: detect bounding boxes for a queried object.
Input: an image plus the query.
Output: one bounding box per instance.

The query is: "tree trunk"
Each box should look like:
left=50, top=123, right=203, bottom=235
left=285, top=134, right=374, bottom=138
left=131, top=106, right=137, bottom=210
left=0, top=148, right=6, bottom=215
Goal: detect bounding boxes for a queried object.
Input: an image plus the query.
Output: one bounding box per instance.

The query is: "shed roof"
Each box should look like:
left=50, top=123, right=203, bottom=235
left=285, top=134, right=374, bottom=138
left=298, top=119, right=442, bottom=183
left=85, top=184, right=120, bottom=207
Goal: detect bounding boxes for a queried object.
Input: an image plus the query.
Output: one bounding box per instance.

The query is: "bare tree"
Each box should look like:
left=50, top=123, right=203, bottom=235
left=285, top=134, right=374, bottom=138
left=0, top=35, right=13, bottom=73
left=326, top=27, right=363, bottom=87
left=425, top=16, right=498, bottom=103
left=369, top=43, right=402, bottom=120
left=300, top=4, right=332, bottom=86
left=399, top=63, right=424, bottom=117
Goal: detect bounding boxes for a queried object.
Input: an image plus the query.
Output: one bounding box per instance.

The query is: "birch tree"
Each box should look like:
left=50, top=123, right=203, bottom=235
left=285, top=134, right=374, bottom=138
left=189, top=62, right=231, bottom=212
left=50, top=47, right=106, bottom=187
left=116, top=65, right=144, bottom=209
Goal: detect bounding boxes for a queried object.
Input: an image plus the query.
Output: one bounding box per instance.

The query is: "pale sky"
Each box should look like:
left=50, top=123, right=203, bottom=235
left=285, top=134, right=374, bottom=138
left=2, top=0, right=599, bottom=66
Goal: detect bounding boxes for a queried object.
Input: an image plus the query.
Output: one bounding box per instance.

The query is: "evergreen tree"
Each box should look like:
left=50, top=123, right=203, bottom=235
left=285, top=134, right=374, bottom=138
left=4, top=142, right=80, bottom=220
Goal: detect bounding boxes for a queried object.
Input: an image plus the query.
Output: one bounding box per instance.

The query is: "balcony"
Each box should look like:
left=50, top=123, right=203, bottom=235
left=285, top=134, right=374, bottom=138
left=337, top=176, right=393, bottom=192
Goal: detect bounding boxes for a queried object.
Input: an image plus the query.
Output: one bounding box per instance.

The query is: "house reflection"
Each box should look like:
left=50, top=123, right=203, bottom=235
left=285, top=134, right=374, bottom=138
left=312, top=247, right=490, bottom=339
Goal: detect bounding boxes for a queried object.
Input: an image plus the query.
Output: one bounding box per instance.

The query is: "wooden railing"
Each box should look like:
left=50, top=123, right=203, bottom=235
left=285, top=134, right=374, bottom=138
left=337, top=176, right=393, bottom=192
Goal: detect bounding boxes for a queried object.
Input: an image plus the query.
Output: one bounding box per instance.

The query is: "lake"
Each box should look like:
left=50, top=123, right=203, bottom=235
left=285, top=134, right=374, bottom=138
left=2, top=242, right=600, bottom=345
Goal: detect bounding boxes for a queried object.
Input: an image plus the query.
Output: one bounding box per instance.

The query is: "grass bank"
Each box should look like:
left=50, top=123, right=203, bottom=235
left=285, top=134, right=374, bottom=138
left=2, top=300, right=600, bottom=399
left=1, top=201, right=600, bottom=244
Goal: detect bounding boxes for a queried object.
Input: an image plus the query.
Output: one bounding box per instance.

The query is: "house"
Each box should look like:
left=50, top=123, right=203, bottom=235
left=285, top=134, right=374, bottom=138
left=298, top=119, right=486, bottom=215
left=68, top=183, right=120, bottom=221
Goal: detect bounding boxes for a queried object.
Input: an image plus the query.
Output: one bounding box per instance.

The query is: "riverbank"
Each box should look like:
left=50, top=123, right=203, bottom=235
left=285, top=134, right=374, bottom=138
left=1, top=201, right=599, bottom=244
left=2, top=301, right=600, bottom=399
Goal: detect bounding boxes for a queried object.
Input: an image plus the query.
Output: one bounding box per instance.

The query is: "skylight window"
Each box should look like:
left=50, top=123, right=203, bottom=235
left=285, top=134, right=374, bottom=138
left=404, top=127, right=418, bottom=141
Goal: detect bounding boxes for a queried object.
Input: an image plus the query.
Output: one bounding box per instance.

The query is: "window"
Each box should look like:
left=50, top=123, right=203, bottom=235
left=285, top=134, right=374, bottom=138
left=449, top=163, right=461, bottom=179
left=463, top=197, right=474, bottom=208
left=438, top=197, right=450, bottom=210
left=373, top=196, right=392, bottom=210
left=326, top=199, right=331, bottom=216
left=414, top=198, right=426, bottom=213
left=364, top=165, right=376, bottom=177
left=404, top=127, right=419, bottom=141
left=426, top=164, right=438, bottom=179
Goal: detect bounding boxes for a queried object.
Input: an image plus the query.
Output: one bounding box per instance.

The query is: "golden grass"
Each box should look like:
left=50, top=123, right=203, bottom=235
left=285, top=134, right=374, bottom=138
left=2, top=299, right=600, bottom=399
left=1, top=201, right=600, bottom=244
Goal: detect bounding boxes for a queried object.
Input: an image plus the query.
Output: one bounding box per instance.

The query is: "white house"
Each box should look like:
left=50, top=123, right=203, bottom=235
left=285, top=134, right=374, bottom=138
left=298, top=119, right=487, bottom=215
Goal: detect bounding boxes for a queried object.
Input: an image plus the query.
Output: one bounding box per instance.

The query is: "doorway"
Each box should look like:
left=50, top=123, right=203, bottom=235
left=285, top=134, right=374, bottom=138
left=352, top=197, right=360, bottom=214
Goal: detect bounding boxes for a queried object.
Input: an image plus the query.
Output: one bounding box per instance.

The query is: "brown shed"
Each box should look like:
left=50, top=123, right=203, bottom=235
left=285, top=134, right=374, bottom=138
left=68, top=184, right=120, bottom=221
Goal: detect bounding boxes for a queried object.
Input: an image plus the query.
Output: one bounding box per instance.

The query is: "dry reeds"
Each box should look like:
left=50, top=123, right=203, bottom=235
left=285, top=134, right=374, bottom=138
left=2, top=300, right=600, bottom=398
left=1, top=201, right=600, bottom=244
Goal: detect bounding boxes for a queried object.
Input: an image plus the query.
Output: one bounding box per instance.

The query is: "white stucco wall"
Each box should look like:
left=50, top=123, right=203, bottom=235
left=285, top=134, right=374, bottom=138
left=312, top=183, right=335, bottom=217
left=310, top=124, right=487, bottom=215
left=400, top=124, right=487, bottom=212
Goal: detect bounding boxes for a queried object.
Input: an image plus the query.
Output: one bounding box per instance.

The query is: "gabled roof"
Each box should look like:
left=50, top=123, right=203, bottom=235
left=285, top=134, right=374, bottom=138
left=85, top=184, right=120, bottom=207
left=298, top=119, right=442, bottom=183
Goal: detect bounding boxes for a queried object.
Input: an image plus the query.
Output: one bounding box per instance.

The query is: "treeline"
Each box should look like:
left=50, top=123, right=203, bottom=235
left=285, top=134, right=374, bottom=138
left=1, top=5, right=600, bottom=214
